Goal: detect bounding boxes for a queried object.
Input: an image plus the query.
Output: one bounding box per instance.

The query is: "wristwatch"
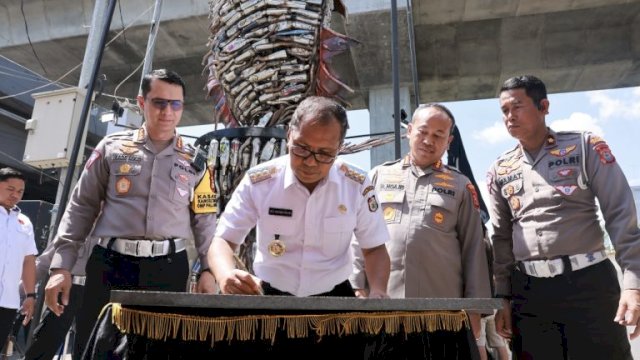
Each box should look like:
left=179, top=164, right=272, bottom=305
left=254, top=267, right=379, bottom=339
left=26, top=293, right=37, bottom=299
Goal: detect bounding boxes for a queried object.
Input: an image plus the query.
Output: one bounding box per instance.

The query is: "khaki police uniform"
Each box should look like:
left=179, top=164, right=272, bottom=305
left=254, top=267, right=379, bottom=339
left=488, top=128, right=640, bottom=358
left=25, top=237, right=98, bottom=360
left=50, top=125, right=217, bottom=357
left=350, top=156, right=491, bottom=300
left=216, top=155, right=389, bottom=297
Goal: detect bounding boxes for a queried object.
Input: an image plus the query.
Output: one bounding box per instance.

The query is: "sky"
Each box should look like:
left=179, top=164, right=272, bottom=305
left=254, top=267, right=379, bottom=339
left=179, top=86, right=640, bottom=211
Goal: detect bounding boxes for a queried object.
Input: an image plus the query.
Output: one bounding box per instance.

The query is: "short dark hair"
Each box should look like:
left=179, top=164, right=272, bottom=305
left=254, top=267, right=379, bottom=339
left=413, top=103, right=456, bottom=134
left=140, top=69, right=186, bottom=99
left=0, top=167, right=25, bottom=182
left=500, top=75, right=548, bottom=110
left=290, top=96, right=350, bottom=143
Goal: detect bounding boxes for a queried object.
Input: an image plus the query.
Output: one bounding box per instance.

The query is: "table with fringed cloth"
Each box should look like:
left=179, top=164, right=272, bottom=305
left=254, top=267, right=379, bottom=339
left=82, top=291, right=501, bottom=360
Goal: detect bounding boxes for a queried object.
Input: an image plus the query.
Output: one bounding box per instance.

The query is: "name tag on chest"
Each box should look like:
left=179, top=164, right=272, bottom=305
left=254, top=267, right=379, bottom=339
left=268, top=207, right=293, bottom=217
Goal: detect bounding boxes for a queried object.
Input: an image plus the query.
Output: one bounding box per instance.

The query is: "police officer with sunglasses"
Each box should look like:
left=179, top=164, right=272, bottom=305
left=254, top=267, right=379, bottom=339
left=43, top=69, right=217, bottom=358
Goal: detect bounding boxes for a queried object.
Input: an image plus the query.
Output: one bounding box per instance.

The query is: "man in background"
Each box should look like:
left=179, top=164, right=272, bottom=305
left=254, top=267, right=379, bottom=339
left=0, top=168, right=37, bottom=352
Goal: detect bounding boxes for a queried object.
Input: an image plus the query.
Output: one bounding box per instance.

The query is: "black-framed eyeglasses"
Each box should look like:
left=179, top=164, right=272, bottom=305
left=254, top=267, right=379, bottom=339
left=289, top=144, right=337, bottom=164
left=149, top=98, right=184, bottom=111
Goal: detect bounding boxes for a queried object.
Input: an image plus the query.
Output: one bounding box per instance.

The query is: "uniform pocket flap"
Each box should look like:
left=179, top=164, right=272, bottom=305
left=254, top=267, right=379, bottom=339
left=323, top=215, right=357, bottom=233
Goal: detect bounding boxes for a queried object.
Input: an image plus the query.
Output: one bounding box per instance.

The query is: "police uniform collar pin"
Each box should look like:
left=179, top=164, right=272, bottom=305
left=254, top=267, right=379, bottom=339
left=546, top=134, right=556, bottom=147
left=135, top=127, right=147, bottom=143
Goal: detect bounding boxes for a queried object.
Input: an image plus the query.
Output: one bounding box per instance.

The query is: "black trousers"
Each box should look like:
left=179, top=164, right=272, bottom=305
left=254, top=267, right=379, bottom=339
left=0, top=307, right=17, bottom=354
left=261, top=279, right=356, bottom=297
left=24, top=284, right=85, bottom=360
left=74, top=245, right=189, bottom=360
left=511, top=259, right=632, bottom=360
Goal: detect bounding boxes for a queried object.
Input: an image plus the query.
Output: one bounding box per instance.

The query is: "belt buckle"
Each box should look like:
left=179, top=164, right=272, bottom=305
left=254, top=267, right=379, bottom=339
left=152, top=242, right=166, bottom=256
left=533, top=261, right=552, bottom=277
left=540, top=259, right=564, bottom=277
left=137, top=241, right=153, bottom=257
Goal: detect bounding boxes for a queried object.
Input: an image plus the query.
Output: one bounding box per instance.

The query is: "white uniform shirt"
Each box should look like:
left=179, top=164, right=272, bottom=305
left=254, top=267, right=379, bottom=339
left=0, top=206, right=37, bottom=309
left=216, top=155, right=389, bottom=296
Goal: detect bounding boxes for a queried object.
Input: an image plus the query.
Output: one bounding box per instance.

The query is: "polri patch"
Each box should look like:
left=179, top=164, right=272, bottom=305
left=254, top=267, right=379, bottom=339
left=466, top=183, right=480, bottom=210
left=594, top=143, right=616, bottom=164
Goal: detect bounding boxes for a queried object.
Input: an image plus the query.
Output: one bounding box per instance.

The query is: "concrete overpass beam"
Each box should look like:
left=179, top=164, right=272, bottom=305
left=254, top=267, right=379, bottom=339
left=368, top=86, right=412, bottom=168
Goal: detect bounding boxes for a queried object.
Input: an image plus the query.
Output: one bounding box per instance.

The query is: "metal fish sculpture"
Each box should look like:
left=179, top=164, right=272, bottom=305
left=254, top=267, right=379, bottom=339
left=203, top=0, right=357, bottom=128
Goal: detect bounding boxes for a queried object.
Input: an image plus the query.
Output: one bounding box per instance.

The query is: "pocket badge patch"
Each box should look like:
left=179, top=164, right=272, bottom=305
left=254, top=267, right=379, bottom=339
left=115, top=176, right=131, bottom=195
left=555, top=185, right=578, bottom=195
left=433, top=212, right=445, bottom=224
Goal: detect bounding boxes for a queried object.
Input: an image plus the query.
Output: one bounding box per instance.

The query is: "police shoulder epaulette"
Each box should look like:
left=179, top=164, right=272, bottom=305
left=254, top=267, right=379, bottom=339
left=496, top=144, right=520, bottom=161
left=340, top=163, right=366, bottom=184
left=247, top=164, right=280, bottom=184
left=107, top=129, right=134, bottom=140
left=380, top=158, right=402, bottom=167
left=443, top=164, right=463, bottom=175
left=555, top=130, right=582, bottom=136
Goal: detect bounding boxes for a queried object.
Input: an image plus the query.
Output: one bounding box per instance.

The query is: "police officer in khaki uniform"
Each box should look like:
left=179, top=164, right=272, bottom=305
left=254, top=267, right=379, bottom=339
left=43, top=69, right=217, bottom=358
left=488, top=75, right=640, bottom=359
left=24, top=237, right=97, bottom=360
left=350, top=104, right=491, bottom=340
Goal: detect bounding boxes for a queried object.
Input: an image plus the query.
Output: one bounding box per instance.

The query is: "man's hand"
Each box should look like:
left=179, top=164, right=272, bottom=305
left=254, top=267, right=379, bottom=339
left=44, top=269, right=72, bottom=316
left=20, top=297, right=36, bottom=326
left=196, top=270, right=217, bottom=294
left=366, top=289, right=389, bottom=299
left=217, top=269, right=263, bottom=295
left=615, top=289, right=640, bottom=339
left=495, top=298, right=513, bottom=339
left=354, top=289, right=368, bottom=298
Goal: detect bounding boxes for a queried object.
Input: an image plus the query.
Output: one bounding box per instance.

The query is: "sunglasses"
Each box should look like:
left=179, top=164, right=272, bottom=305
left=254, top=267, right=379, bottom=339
left=289, top=144, right=337, bottom=164
left=149, top=98, right=184, bottom=111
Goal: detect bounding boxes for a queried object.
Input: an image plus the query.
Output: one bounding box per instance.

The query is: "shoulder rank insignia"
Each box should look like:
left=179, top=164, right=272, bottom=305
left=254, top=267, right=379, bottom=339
left=432, top=160, right=443, bottom=171
left=248, top=165, right=279, bottom=184
left=340, top=163, right=366, bottom=184
left=549, top=145, right=577, bottom=157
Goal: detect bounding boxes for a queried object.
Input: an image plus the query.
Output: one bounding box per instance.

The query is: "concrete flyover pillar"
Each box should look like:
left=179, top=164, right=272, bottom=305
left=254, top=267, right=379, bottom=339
left=368, top=86, right=413, bottom=168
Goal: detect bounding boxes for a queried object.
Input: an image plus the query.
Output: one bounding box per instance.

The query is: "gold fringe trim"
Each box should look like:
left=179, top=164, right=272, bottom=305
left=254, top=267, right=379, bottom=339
left=111, top=304, right=469, bottom=346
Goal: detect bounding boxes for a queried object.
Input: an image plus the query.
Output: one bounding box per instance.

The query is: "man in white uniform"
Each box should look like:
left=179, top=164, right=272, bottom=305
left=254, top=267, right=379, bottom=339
left=208, top=96, right=390, bottom=298
left=0, top=168, right=37, bottom=349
